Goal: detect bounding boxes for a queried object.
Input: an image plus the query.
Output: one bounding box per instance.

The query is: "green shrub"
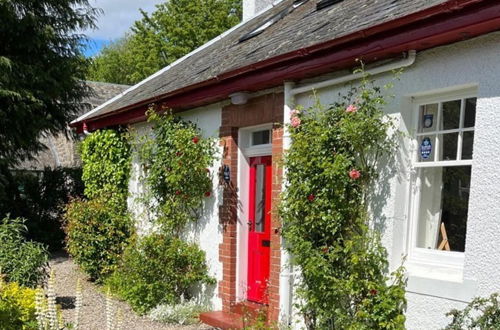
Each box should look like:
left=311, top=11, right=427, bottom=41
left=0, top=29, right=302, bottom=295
left=0, top=217, right=48, bottom=287
left=444, top=293, right=500, bottom=329
left=106, top=234, right=215, bottom=314
left=80, top=129, right=131, bottom=209
left=64, top=197, right=133, bottom=281
left=0, top=277, right=38, bottom=330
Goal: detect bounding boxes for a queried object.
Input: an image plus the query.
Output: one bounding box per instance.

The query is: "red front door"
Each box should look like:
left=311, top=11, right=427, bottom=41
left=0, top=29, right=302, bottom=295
left=247, top=156, right=272, bottom=303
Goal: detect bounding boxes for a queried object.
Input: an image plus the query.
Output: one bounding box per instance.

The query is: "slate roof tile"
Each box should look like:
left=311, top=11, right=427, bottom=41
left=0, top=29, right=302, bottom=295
left=80, top=0, right=447, bottom=121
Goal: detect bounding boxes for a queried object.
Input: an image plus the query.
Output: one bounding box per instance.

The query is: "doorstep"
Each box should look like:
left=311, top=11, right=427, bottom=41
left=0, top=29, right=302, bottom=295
left=199, top=301, right=268, bottom=329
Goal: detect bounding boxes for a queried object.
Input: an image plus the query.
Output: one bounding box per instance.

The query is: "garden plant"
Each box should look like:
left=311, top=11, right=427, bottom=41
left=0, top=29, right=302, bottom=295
left=105, top=108, right=217, bottom=315
left=280, top=72, right=407, bottom=329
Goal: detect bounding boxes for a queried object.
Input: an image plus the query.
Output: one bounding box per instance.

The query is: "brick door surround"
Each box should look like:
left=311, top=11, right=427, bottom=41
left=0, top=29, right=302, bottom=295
left=218, top=92, right=284, bottom=322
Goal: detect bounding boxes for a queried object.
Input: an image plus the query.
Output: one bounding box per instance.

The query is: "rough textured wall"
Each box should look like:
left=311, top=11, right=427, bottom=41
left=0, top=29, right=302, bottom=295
left=243, top=0, right=278, bottom=21
left=294, top=31, right=500, bottom=330
left=128, top=104, right=224, bottom=310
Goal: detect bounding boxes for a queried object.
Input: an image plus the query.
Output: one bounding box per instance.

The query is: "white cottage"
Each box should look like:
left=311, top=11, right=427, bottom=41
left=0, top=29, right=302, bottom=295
left=72, top=0, right=500, bottom=328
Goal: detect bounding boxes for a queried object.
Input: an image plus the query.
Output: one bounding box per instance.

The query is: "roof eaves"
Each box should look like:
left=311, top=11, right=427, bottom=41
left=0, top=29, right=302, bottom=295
left=71, top=0, right=286, bottom=126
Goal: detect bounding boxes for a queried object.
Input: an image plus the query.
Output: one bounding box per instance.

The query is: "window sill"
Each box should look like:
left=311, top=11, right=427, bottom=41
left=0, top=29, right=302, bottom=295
left=407, top=274, right=477, bottom=303
left=406, top=260, right=476, bottom=302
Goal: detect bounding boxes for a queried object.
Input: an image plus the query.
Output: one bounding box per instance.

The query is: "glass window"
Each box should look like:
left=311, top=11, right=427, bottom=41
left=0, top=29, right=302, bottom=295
left=416, top=166, right=471, bottom=252
left=252, top=130, right=271, bottom=146
left=416, top=98, right=476, bottom=163
left=412, top=95, right=476, bottom=255
left=254, top=164, right=266, bottom=233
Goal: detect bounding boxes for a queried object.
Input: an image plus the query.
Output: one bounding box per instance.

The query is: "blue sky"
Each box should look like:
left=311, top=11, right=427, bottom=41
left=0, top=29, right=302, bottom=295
left=82, top=0, right=164, bottom=57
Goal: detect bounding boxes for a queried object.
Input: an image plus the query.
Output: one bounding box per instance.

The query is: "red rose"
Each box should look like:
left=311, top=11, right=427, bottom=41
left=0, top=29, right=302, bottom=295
left=369, top=289, right=378, bottom=296
left=349, top=169, right=361, bottom=180
left=322, top=246, right=329, bottom=254
left=176, top=151, right=183, bottom=156
left=307, top=194, right=315, bottom=201
left=175, top=190, right=181, bottom=195
left=204, top=191, right=211, bottom=197
left=192, top=136, right=199, bottom=144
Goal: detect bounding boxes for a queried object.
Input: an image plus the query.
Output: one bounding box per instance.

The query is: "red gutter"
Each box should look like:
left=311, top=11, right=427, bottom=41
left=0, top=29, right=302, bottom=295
left=75, top=0, right=500, bottom=132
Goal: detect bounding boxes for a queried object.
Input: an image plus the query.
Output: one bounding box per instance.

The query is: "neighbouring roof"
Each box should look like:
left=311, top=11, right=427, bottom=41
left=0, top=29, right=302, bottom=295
left=76, top=81, right=130, bottom=118
left=75, top=0, right=448, bottom=123
left=15, top=81, right=129, bottom=171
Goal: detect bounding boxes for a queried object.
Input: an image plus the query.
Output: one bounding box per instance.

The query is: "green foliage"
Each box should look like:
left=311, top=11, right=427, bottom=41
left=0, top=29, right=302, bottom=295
left=444, top=293, right=500, bottom=329
left=0, top=168, right=84, bottom=251
left=80, top=129, right=131, bottom=209
left=64, top=197, right=133, bottom=281
left=106, top=234, right=215, bottom=314
left=138, top=109, right=217, bottom=234
left=149, top=300, right=207, bottom=325
left=280, top=75, right=406, bottom=329
left=0, top=217, right=49, bottom=288
left=88, top=0, right=242, bottom=84
left=0, top=278, right=38, bottom=330
left=0, top=0, right=98, bottom=167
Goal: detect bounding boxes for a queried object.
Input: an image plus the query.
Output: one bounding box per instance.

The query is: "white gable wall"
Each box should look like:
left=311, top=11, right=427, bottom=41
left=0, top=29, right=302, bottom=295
left=293, top=31, right=500, bottom=329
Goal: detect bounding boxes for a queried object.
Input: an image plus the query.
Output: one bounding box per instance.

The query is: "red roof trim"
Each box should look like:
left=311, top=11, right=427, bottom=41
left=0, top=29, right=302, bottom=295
left=74, top=0, right=500, bottom=132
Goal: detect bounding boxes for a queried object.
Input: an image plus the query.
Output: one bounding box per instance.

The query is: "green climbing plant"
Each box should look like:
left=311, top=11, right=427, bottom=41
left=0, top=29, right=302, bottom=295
left=80, top=129, right=131, bottom=209
left=280, top=73, right=406, bottom=329
left=138, top=108, right=218, bottom=234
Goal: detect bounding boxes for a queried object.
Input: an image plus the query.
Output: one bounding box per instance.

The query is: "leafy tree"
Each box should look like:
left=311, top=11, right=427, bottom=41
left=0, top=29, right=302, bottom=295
left=88, top=0, right=242, bottom=84
left=0, top=0, right=98, bottom=167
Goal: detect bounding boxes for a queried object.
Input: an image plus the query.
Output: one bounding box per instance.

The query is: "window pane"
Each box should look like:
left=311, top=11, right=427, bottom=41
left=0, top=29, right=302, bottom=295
left=462, top=131, right=474, bottom=160
left=254, top=164, right=266, bottom=233
left=439, top=133, right=458, bottom=161
left=416, top=166, right=471, bottom=252
left=419, top=103, right=438, bottom=133
left=252, top=130, right=271, bottom=146
left=464, top=98, right=476, bottom=128
left=418, top=135, right=436, bottom=162
left=442, top=100, right=461, bottom=130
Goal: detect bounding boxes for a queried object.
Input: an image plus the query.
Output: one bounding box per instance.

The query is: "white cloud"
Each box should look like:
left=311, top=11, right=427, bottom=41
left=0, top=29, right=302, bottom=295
left=84, top=0, right=164, bottom=40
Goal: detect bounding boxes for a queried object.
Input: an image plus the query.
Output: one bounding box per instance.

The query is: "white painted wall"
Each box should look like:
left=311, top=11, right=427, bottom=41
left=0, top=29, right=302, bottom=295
left=127, top=103, right=224, bottom=310
left=243, top=0, right=277, bottom=21
left=293, top=31, right=500, bottom=329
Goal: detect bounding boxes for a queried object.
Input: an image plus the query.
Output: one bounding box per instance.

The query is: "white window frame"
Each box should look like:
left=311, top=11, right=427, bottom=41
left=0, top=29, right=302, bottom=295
left=406, top=87, right=477, bottom=276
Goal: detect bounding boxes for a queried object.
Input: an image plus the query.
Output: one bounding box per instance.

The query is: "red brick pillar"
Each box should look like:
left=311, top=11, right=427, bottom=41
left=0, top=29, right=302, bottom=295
left=268, top=124, right=283, bottom=322
left=218, top=126, right=239, bottom=312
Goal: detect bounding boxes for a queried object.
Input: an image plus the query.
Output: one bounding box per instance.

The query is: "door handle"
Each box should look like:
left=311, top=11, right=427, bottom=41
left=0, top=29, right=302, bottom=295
left=262, top=240, right=270, bottom=247
left=247, top=221, right=253, bottom=231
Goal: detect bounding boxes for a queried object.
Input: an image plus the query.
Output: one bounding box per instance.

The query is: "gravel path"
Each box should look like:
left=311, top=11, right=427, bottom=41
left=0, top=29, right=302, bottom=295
left=50, top=252, right=214, bottom=330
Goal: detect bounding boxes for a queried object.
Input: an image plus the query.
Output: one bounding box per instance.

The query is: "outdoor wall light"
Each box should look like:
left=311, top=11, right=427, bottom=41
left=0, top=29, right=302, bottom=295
left=223, top=165, right=231, bottom=183
left=229, top=92, right=250, bottom=105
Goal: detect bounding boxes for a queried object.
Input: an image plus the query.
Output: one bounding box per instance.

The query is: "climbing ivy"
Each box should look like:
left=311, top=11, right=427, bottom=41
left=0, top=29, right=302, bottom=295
left=280, top=74, right=406, bottom=329
left=80, top=129, right=131, bottom=209
left=138, top=108, right=218, bottom=234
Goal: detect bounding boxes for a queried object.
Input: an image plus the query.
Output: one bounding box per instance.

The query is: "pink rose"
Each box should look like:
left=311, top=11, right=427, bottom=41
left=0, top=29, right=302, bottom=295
left=349, top=169, right=361, bottom=180
left=291, top=116, right=301, bottom=128
left=290, top=109, right=300, bottom=117
left=346, top=104, right=358, bottom=113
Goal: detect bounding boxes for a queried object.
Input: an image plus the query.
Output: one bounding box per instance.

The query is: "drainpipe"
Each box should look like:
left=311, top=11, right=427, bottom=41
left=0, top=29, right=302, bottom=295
left=279, top=81, right=295, bottom=326
left=279, top=51, right=417, bottom=325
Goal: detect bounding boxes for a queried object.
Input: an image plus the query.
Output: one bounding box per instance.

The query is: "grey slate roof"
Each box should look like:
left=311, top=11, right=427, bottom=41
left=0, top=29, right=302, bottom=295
left=16, top=81, right=129, bottom=170
left=81, top=0, right=447, bottom=121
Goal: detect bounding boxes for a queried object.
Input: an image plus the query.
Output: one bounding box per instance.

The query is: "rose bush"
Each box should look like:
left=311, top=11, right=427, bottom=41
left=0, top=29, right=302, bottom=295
left=280, top=73, right=406, bottom=329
